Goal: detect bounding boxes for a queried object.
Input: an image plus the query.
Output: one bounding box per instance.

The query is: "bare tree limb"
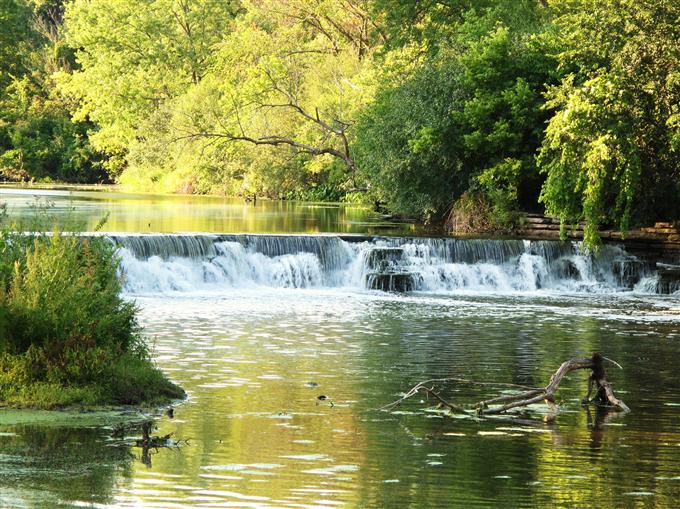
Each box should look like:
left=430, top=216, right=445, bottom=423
left=382, top=353, right=630, bottom=418
left=172, top=131, right=354, bottom=170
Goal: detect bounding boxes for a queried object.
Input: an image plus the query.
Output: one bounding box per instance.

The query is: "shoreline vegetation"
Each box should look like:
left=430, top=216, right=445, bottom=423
left=1, top=1, right=678, bottom=250
left=0, top=211, right=185, bottom=409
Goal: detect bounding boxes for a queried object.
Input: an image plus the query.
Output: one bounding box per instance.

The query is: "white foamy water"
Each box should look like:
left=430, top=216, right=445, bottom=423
left=111, top=234, right=668, bottom=296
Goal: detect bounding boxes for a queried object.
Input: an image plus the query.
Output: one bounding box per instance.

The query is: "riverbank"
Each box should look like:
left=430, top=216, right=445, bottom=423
left=0, top=353, right=185, bottom=410
left=0, top=182, right=119, bottom=192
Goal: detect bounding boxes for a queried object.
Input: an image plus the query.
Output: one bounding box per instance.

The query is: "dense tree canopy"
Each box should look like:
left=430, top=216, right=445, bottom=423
left=153, top=0, right=376, bottom=197
left=0, top=0, right=678, bottom=245
left=60, top=0, right=239, bottom=176
left=0, top=0, right=106, bottom=182
left=538, top=0, right=680, bottom=246
left=355, top=1, right=556, bottom=221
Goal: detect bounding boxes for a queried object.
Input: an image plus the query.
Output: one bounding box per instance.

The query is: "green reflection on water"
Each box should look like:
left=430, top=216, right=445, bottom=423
left=0, top=187, right=414, bottom=235
left=0, top=425, right=134, bottom=508
left=3, top=292, right=676, bottom=508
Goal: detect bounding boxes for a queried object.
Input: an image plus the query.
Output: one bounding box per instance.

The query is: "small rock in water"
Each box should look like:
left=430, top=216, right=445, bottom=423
left=316, top=395, right=334, bottom=407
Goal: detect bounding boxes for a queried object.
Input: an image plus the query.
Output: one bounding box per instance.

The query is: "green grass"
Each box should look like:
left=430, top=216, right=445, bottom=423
left=0, top=352, right=185, bottom=409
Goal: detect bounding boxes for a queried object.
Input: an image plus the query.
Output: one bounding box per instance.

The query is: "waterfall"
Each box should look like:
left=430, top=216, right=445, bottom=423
left=109, top=233, right=663, bottom=295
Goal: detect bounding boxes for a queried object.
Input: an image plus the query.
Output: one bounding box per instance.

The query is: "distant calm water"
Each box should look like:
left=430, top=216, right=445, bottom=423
left=0, top=186, right=414, bottom=235
left=0, top=187, right=679, bottom=509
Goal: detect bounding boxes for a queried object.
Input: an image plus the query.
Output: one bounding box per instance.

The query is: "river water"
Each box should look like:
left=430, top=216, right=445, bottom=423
left=1, top=188, right=680, bottom=508
left=0, top=186, right=413, bottom=235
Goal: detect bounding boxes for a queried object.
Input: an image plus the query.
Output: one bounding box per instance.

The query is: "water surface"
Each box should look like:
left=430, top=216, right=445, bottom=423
left=0, top=186, right=413, bottom=235
left=2, top=287, right=679, bottom=508
left=0, top=191, right=679, bottom=508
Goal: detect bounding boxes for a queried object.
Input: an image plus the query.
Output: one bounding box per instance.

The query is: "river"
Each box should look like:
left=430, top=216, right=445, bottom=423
left=1, top=188, right=679, bottom=508
left=0, top=186, right=414, bottom=235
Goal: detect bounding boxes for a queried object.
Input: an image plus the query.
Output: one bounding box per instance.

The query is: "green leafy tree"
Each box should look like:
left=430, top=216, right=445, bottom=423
left=0, top=0, right=106, bottom=183
left=354, top=51, right=465, bottom=218
left=538, top=0, right=680, bottom=247
left=356, top=1, right=556, bottom=221
left=123, top=0, right=378, bottom=197
left=371, top=0, right=484, bottom=50
left=60, top=0, right=238, bottom=176
left=0, top=77, right=107, bottom=182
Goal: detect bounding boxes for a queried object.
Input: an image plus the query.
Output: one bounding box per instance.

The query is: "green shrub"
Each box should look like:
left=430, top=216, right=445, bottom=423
left=0, top=225, right=184, bottom=408
left=105, top=353, right=186, bottom=405
left=471, top=158, right=523, bottom=230
left=447, top=192, right=496, bottom=235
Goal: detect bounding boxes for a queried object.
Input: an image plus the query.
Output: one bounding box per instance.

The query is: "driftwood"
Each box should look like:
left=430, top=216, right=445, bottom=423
left=382, top=353, right=630, bottom=416
left=135, top=420, right=190, bottom=449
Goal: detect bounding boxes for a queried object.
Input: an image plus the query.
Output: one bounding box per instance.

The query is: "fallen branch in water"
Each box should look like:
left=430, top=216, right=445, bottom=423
left=135, top=420, right=189, bottom=449
left=382, top=353, right=630, bottom=416
left=381, top=379, right=468, bottom=414
left=380, top=377, right=540, bottom=413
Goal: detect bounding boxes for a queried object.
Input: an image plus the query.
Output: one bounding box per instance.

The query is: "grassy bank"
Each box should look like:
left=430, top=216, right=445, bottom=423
left=0, top=221, right=184, bottom=409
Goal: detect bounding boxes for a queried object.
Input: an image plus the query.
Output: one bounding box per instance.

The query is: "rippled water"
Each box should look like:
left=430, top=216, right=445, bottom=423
left=1, top=189, right=679, bottom=507
left=2, top=288, right=680, bottom=508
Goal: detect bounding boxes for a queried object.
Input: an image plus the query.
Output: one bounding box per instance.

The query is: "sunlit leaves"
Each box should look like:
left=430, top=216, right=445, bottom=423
left=61, top=0, right=376, bottom=195
left=164, top=0, right=376, bottom=195
left=538, top=0, right=680, bottom=248
left=61, top=0, right=238, bottom=167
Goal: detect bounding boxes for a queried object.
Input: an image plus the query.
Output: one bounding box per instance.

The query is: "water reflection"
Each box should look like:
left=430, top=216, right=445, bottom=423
left=2, top=291, right=680, bottom=507
left=0, top=187, right=413, bottom=235
left=586, top=406, right=627, bottom=450
left=0, top=425, right=133, bottom=507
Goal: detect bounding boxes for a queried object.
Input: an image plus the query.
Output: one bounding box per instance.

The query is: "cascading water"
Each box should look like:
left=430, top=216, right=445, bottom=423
left=107, top=233, right=672, bottom=295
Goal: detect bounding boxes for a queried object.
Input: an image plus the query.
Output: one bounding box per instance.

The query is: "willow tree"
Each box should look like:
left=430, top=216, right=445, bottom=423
left=538, top=0, right=680, bottom=248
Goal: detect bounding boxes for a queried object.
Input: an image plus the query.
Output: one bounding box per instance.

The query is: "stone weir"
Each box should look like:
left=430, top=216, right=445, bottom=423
left=516, top=215, right=680, bottom=264
left=105, top=233, right=678, bottom=295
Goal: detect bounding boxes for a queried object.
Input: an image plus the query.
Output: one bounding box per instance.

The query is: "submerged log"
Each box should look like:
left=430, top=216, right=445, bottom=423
left=382, top=353, right=629, bottom=416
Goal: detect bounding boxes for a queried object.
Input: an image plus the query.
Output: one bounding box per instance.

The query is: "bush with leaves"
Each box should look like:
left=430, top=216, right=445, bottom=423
left=0, top=215, right=184, bottom=407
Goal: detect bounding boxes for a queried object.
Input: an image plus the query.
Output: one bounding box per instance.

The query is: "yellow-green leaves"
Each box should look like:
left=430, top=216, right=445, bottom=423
left=61, top=0, right=376, bottom=196
left=538, top=0, right=678, bottom=249
left=61, top=0, right=238, bottom=163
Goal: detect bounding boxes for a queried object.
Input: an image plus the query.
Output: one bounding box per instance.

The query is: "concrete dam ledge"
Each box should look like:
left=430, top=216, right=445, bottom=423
left=513, top=216, right=680, bottom=265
